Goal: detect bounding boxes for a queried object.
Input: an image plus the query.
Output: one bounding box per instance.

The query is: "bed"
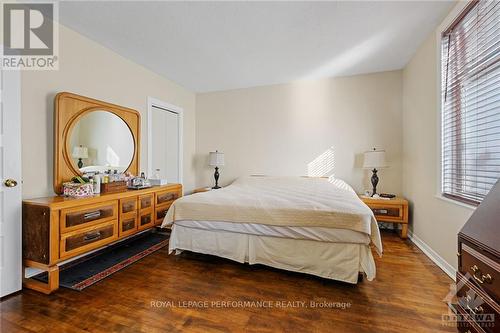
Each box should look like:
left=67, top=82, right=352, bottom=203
left=161, top=176, right=382, bottom=284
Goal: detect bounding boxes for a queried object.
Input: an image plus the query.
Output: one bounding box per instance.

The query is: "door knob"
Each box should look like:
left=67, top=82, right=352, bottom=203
left=4, top=179, right=18, bottom=187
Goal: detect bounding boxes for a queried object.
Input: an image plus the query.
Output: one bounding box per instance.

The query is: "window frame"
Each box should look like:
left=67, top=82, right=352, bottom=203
left=436, top=1, right=480, bottom=210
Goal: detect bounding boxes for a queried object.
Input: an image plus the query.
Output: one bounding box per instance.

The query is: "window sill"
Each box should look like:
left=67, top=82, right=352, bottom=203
left=434, top=194, right=477, bottom=210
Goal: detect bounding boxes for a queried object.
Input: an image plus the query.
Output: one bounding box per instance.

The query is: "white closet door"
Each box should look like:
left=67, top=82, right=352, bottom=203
left=0, top=57, right=22, bottom=297
left=151, top=106, right=179, bottom=183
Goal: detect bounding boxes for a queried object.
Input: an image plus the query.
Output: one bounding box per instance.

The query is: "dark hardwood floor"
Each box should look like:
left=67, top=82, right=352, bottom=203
left=1, top=231, right=455, bottom=333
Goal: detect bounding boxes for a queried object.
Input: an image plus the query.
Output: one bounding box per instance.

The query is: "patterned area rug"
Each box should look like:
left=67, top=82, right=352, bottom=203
left=34, top=231, right=169, bottom=291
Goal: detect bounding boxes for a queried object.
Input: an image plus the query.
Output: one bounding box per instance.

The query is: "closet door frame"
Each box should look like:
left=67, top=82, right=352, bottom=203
left=147, top=97, right=183, bottom=185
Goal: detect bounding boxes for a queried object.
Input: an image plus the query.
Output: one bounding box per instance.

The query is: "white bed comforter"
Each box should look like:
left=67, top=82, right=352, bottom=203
left=162, top=176, right=382, bottom=254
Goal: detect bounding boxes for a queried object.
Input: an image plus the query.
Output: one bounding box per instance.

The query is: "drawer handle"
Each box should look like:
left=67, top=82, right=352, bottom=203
left=465, top=298, right=484, bottom=314
left=83, top=210, right=101, bottom=220
left=83, top=231, right=101, bottom=241
left=470, top=265, right=493, bottom=284
left=473, top=305, right=484, bottom=314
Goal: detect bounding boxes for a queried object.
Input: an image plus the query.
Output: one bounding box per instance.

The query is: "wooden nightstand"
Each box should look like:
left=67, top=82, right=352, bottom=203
left=193, top=187, right=211, bottom=193
left=360, top=196, right=409, bottom=239
left=193, top=187, right=222, bottom=194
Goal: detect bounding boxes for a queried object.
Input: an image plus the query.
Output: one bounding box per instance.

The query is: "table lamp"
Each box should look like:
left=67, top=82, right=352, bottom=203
left=209, top=150, right=225, bottom=189
left=363, top=148, right=387, bottom=196
left=72, top=145, right=88, bottom=168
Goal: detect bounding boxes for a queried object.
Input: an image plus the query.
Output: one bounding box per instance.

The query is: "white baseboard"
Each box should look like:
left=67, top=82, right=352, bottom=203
left=408, top=230, right=456, bottom=281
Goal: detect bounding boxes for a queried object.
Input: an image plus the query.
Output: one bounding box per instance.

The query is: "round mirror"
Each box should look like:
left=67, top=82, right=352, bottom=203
left=68, top=110, right=134, bottom=174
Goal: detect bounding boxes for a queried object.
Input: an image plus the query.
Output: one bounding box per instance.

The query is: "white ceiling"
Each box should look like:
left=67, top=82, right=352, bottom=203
left=59, top=1, right=454, bottom=93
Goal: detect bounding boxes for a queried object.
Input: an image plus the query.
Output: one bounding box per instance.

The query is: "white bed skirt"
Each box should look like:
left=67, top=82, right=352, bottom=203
left=169, top=225, right=376, bottom=284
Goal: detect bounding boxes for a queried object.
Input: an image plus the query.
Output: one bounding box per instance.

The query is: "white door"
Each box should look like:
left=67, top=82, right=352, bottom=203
left=148, top=99, right=183, bottom=184
left=0, top=58, right=22, bottom=297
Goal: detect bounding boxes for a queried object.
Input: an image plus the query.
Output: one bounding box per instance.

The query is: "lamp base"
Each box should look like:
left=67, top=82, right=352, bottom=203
left=371, top=168, right=379, bottom=197
left=77, top=158, right=83, bottom=168
left=213, top=166, right=220, bottom=189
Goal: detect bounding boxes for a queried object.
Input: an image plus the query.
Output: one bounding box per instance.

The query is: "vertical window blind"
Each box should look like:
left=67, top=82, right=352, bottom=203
left=441, top=0, right=500, bottom=205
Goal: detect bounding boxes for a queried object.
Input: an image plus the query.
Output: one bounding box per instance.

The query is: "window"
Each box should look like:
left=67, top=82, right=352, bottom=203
left=441, top=0, right=500, bottom=205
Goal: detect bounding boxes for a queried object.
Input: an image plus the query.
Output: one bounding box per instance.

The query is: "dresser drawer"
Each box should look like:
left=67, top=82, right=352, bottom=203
left=461, top=243, right=500, bottom=302
left=120, top=197, right=137, bottom=214
left=139, top=194, right=153, bottom=210
left=455, top=303, right=486, bottom=333
left=120, top=216, right=138, bottom=237
left=156, top=190, right=179, bottom=206
left=369, top=203, right=403, bottom=221
left=155, top=204, right=172, bottom=225
left=61, top=201, right=118, bottom=233
left=60, top=221, right=118, bottom=259
left=138, top=210, right=154, bottom=231
left=456, top=274, right=499, bottom=333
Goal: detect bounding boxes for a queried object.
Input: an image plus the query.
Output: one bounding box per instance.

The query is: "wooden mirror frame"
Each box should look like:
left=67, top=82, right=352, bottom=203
left=54, top=92, right=140, bottom=194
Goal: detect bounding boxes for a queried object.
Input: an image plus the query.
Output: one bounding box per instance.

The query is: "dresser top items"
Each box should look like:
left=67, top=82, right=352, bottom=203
left=24, top=184, right=182, bottom=209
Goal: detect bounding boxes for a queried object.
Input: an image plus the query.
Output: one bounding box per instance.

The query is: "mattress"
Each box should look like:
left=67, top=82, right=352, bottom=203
left=163, top=176, right=382, bottom=254
left=174, top=220, right=370, bottom=244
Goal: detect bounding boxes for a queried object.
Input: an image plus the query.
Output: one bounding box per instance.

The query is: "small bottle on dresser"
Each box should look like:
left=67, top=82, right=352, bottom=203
left=94, top=172, right=101, bottom=194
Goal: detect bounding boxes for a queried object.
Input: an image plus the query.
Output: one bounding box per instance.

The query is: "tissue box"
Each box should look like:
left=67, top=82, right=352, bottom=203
left=63, top=182, right=94, bottom=197
left=149, top=178, right=168, bottom=186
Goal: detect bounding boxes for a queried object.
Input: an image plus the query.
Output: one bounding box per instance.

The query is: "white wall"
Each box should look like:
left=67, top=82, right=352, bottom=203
left=21, top=23, right=197, bottom=198
left=402, top=30, right=473, bottom=273
left=196, top=71, right=403, bottom=194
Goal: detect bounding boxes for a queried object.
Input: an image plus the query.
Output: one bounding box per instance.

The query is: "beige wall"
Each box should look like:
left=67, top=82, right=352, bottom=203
left=402, top=32, right=473, bottom=271
left=196, top=71, right=403, bottom=195
left=21, top=24, right=197, bottom=198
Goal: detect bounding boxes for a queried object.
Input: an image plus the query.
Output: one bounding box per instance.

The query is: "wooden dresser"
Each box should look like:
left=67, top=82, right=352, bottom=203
left=22, top=184, right=181, bottom=294
left=456, top=181, right=500, bottom=333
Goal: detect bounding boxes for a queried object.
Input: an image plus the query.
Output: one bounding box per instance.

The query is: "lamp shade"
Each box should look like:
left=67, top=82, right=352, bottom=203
left=209, top=151, right=224, bottom=167
left=72, top=145, right=88, bottom=159
left=363, top=149, right=387, bottom=169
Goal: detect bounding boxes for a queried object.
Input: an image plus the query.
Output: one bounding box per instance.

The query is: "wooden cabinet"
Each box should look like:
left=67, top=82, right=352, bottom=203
left=22, top=184, right=182, bottom=294
left=359, top=196, right=409, bottom=238
left=456, top=181, right=499, bottom=332
left=193, top=187, right=213, bottom=193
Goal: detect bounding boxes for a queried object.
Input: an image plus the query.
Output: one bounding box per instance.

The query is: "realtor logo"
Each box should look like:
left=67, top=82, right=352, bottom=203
left=2, top=2, right=58, bottom=70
